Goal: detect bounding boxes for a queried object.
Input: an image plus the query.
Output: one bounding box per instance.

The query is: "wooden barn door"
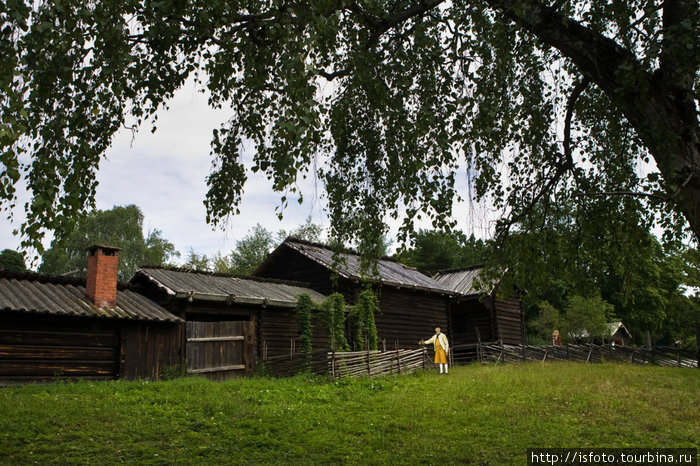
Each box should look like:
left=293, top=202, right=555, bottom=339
left=186, top=321, right=254, bottom=380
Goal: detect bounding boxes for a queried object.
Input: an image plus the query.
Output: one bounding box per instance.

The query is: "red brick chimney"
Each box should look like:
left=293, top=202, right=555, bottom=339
left=86, top=245, right=121, bottom=308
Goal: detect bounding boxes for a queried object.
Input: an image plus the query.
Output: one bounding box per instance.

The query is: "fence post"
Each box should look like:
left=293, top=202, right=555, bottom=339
left=396, top=340, right=401, bottom=375
left=677, top=347, right=681, bottom=367
left=331, top=340, right=336, bottom=380
left=651, top=343, right=655, bottom=366
left=476, top=327, right=482, bottom=364
left=586, top=344, right=592, bottom=363
left=366, top=337, right=371, bottom=376
left=522, top=344, right=526, bottom=361
left=566, top=343, right=570, bottom=361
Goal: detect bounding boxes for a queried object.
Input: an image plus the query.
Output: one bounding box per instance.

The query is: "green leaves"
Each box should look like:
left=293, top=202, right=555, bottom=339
left=294, top=293, right=314, bottom=354
left=38, top=204, right=178, bottom=281
left=2, top=0, right=698, bottom=269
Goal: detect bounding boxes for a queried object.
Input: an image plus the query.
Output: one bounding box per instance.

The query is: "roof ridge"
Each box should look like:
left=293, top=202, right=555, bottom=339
left=137, top=266, right=316, bottom=288
left=284, top=236, right=400, bottom=264
left=436, top=264, right=486, bottom=275
left=281, top=237, right=453, bottom=294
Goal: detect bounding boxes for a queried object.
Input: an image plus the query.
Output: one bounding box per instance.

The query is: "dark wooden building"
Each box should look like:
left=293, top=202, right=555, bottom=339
left=435, top=266, right=524, bottom=346
left=253, top=238, right=454, bottom=349
left=606, top=322, right=632, bottom=347
left=129, top=267, right=327, bottom=379
left=0, top=246, right=183, bottom=385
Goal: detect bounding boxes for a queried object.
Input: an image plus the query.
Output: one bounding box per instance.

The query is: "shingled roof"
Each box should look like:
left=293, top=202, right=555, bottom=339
left=0, top=270, right=181, bottom=323
left=256, top=238, right=454, bottom=295
left=434, top=266, right=488, bottom=296
left=132, top=267, right=326, bottom=308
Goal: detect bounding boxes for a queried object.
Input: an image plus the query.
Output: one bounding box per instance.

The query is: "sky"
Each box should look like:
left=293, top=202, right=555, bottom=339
left=0, top=78, right=498, bottom=267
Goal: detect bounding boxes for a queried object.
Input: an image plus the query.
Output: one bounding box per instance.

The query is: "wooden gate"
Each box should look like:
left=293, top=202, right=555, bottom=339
left=186, top=321, right=254, bottom=380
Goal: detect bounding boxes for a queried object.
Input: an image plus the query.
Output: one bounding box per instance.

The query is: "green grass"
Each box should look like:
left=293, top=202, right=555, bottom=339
left=1, top=363, right=698, bottom=465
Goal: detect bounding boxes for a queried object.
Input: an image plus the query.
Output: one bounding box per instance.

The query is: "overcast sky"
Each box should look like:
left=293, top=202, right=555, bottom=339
left=0, top=79, right=497, bottom=266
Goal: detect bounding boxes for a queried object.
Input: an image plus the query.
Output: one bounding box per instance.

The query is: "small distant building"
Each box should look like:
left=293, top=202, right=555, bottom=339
left=0, top=245, right=183, bottom=384
left=434, top=266, right=524, bottom=346
left=607, top=322, right=632, bottom=346
left=568, top=322, right=632, bottom=346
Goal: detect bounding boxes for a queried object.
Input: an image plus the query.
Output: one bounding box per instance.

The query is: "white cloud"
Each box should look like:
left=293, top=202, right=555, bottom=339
left=0, top=78, right=328, bottom=263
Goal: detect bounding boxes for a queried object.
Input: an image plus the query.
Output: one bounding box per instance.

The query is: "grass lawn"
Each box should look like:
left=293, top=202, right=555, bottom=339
left=1, top=362, right=698, bottom=465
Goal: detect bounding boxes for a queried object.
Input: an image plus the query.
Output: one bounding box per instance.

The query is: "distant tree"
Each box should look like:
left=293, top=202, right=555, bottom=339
left=398, top=229, right=490, bottom=276
left=528, top=301, right=561, bottom=342
left=182, top=248, right=211, bottom=272
left=560, top=295, right=614, bottom=344
left=222, top=224, right=275, bottom=275
left=0, top=249, right=26, bottom=272
left=277, top=216, right=324, bottom=243
left=39, top=205, right=178, bottom=281
left=218, top=219, right=325, bottom=275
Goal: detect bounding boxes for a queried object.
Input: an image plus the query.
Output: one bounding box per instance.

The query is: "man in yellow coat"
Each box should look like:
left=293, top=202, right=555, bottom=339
left=420, top=326, right=449, bottom=374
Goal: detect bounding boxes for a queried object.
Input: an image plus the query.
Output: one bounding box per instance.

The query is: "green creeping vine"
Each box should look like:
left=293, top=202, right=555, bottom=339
left=294, top=293, right=314, bottom=354
left=322, top=293, right=350, bottom=352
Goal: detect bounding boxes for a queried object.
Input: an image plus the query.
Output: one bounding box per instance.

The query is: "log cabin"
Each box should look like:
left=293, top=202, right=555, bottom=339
left=253, top=237, right=454, bottom=349
left=129, top=267, right=327, bottom=379
left=434, top=266, right=525, bottom=347
left=0, top=245, right=183, bottom=384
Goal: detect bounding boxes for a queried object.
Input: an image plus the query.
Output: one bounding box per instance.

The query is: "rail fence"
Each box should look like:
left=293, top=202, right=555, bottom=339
left=259, top=344, right=430, bottom=379
left=259, top=338, right=698, bottom=379
left=456, top=341, right=698, bottom=368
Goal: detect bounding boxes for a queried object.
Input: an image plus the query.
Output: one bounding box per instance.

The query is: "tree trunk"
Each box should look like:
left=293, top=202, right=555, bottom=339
left=487, top=0, right=700, bottom=241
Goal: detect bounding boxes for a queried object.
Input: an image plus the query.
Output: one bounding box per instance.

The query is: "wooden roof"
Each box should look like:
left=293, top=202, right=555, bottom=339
left=433, top=266, right=487, bottom=296
left=133, top=267, right=326, bottom=308
left=0, top=270, right=181, bottom=323
left=256, top=238, right=454, bottom=295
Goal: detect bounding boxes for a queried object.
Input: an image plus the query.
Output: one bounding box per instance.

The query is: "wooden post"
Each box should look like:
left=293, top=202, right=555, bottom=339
left=396, top=340, right=401, bottom=374
left=383, top=339, right=386, bottom=353
left=651, top=342, right=655, bottom=365
left=366, top=337, right=371, bottom=376
left=522, top=344, right=526, bottom=361
left=566, top=343, right=570, bottom=361
left=677, top=347, right=681, bottom=367
left=331, top=349, right=336, bottom=379
left=476, top=326, right=482, bottom=364
left=586, top=344, right=592, bottom=363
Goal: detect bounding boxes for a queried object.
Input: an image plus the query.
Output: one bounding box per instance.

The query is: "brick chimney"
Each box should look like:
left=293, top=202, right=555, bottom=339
left=86, top=245, right=121, bottom=308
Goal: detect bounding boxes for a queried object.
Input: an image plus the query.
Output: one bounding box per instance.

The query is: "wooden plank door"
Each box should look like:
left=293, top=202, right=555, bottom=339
left=186, top=321, right=254, bottom=380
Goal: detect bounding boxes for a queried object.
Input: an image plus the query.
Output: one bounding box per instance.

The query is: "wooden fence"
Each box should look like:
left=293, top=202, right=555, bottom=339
left=461, top=342, right=699, bottom=368
left=258, top=338, right=698, bottom=380
left=259, top=340, right=431, bottom=379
